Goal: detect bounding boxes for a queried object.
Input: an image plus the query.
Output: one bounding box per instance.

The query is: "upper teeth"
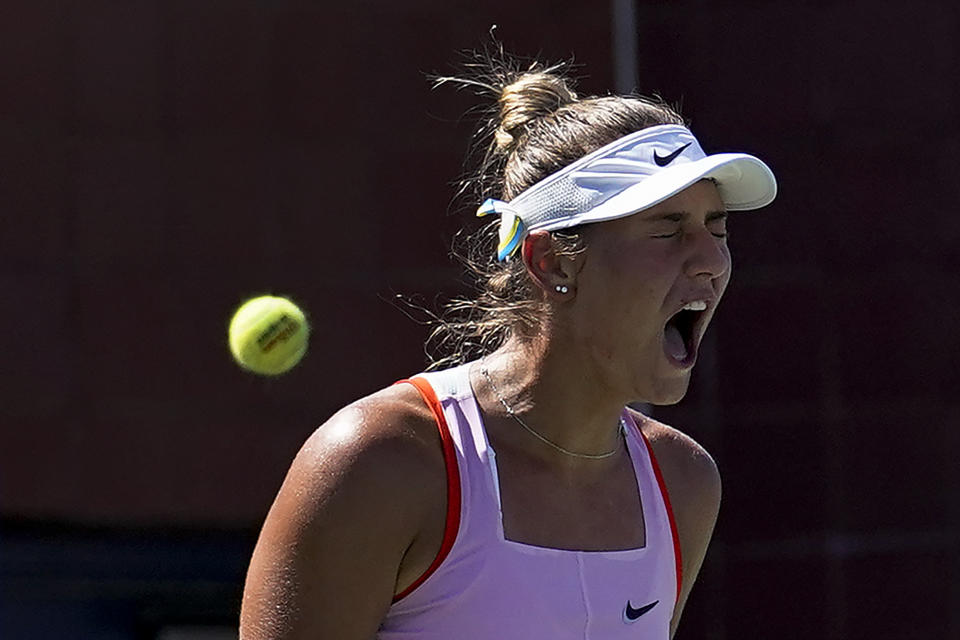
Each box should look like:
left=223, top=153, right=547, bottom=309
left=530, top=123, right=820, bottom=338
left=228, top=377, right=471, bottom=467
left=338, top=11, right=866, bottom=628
left=682, top=301, right=708, bottom=311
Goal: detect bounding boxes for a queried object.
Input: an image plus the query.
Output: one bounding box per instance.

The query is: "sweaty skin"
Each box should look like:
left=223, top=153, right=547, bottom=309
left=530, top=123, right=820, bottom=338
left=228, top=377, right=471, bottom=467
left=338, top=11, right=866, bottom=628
left=240, top=181, right=726, bottom=640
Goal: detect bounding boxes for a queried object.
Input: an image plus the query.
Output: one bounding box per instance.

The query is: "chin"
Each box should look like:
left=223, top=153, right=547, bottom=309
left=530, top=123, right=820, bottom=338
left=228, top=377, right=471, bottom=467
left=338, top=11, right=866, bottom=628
left=641, top=375, right=691, bottom=406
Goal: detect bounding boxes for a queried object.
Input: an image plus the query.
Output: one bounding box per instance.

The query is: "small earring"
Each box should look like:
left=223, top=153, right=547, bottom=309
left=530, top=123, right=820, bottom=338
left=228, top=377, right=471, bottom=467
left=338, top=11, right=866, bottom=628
left=555, top=285, right=569, bottom=294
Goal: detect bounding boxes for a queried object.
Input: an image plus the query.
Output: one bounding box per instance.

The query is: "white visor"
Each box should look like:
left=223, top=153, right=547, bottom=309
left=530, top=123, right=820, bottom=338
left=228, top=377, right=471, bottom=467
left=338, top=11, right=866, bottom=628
left=477, top=124, right=777, bottom=260
left=515, top=123, right=777, bottom=232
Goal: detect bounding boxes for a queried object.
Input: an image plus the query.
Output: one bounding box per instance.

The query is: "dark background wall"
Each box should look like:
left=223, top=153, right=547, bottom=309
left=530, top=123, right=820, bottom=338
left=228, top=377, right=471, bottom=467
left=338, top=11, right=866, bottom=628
left=2, top=1, right=958, bottom=638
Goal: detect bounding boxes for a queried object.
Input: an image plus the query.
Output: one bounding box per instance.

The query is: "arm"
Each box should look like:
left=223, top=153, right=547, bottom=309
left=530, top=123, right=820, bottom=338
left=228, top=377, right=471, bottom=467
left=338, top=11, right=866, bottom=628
left=239, top=388, right=445, bottom=640
left=634, top=413, right=722, bottom=639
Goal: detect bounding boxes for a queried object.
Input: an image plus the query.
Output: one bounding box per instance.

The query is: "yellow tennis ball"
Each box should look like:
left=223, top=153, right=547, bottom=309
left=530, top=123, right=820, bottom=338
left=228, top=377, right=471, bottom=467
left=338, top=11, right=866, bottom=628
left=228, top=295, right=309, bottom=375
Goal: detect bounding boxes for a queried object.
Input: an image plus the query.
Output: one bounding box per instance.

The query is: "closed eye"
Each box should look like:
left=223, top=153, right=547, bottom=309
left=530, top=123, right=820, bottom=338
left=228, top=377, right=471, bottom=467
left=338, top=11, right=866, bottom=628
left=707, top=211, right=728, bottom=238
left=647, top=210, right=728, bottom=239
left=651, top=230, right=727, bottom=239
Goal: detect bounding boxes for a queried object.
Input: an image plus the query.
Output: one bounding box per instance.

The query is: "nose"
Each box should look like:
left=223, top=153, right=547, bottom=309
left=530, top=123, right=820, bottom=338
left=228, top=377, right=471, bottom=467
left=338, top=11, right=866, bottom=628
left=684, top=227, right=730, bottom=281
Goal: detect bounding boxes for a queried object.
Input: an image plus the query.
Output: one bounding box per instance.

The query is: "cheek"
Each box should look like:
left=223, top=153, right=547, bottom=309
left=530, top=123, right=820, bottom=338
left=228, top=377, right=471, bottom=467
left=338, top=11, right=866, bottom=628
left=717, top=245, right=733, bottom=295
left=619, top=251, right=679, bottom=300
left=601, top=239, right=676, bottom=284
left=576, top=238, right=679, bottom=315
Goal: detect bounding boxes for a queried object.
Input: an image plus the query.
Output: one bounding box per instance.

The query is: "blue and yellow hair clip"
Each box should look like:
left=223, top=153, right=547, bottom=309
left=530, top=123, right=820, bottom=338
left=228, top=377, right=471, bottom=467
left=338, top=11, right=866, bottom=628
left=477, top=198, right=527, bottom=262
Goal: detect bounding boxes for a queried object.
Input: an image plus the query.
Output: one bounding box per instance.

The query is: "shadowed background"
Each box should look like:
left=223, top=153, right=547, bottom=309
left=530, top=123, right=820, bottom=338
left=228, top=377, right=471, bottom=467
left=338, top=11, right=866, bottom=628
left=1, top=1, right=958, bottom=638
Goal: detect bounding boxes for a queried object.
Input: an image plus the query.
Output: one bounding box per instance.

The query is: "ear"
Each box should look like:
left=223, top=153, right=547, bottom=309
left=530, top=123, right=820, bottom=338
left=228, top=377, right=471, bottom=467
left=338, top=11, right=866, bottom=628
left=521, top=231, right=578, bottom=298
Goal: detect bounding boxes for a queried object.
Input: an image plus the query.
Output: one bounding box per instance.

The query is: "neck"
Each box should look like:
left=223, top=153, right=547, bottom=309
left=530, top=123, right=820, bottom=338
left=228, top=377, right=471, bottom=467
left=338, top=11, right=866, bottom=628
left=473, top=336, right=630, bottom=468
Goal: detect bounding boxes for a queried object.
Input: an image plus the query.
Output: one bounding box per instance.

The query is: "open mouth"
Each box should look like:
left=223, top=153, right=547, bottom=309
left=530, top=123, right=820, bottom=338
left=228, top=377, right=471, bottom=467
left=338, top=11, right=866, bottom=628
left=663, top=306, right=707, bottom=367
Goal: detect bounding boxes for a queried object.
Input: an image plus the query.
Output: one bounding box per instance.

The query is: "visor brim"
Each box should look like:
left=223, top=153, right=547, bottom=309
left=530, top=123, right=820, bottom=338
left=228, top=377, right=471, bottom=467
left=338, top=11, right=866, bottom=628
left=535, top=153, right=777, bottom=232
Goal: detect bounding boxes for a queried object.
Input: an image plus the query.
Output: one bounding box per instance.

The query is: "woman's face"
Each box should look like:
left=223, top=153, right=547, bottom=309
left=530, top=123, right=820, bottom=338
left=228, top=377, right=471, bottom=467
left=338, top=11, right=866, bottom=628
left=566, top=179, right=731, bottom=405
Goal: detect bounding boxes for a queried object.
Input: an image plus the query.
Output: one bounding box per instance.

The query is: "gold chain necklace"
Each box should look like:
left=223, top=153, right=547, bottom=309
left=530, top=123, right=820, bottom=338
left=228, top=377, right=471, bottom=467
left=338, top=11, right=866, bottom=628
left=480, top=366, right=625, bottom=460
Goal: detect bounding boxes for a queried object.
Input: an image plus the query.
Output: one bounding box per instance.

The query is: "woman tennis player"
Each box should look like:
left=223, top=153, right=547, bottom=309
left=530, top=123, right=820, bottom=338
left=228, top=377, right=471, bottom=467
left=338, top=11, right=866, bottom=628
left=240, top=57, right=777, bottom=639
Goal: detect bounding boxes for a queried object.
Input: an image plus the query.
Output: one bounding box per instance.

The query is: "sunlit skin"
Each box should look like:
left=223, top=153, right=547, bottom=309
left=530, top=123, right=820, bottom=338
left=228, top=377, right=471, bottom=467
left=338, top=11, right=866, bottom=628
left=476, top=179, right=730, bottom=461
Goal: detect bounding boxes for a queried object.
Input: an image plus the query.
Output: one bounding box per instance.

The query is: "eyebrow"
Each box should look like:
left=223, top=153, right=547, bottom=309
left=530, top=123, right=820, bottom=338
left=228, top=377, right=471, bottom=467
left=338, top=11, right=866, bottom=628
left=643, top=210, right=728, bottom=222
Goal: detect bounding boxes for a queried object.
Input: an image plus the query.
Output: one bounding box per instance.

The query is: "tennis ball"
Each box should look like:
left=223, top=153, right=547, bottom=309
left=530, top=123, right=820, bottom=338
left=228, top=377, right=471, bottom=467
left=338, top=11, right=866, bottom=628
left=228, top=295, right=309, bottom=375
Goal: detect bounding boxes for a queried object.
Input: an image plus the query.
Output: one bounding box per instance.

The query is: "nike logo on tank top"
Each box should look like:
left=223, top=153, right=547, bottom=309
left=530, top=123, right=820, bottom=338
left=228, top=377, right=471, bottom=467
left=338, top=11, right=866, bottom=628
left=378, top=364, right=680, bottom=639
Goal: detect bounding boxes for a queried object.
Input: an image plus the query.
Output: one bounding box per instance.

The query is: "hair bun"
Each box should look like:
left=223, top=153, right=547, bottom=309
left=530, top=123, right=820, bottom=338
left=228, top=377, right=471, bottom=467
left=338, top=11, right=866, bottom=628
left=495, top=72, right=577, bottom=153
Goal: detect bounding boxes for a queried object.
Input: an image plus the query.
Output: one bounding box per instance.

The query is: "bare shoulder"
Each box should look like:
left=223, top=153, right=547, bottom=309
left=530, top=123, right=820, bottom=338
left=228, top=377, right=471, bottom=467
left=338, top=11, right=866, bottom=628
left=274, top=380, right=450, bottom=546
left=628, top=407, right=721, bottom=503
left=277, top=381, right=446, bottom=521
left=627, top=408, right=722, bottom=634
left=296, top=381, right=445, bottom=486
left=240, top=381, right=446, bottom=640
